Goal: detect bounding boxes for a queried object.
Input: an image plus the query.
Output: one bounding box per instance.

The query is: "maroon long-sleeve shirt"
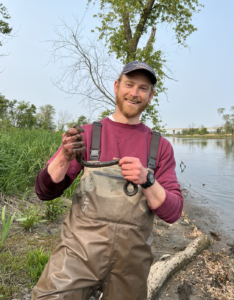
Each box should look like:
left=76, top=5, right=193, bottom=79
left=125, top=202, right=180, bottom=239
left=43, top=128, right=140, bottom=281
left=35, top=117, right=183, bottom=224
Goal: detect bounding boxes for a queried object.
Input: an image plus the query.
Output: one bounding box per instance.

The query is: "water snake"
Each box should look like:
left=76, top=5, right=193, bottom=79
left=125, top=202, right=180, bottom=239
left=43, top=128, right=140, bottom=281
left=73, top=124, right=138, bottom=197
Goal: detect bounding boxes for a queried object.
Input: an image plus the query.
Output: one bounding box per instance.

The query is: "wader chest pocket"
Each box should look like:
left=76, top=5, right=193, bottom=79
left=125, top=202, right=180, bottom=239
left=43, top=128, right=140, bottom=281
left=93, top=171, right=125, bottom=181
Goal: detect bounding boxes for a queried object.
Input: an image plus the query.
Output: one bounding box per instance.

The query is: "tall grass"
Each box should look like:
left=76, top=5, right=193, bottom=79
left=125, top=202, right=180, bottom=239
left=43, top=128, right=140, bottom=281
left=0, top=128, right=81, bottom=198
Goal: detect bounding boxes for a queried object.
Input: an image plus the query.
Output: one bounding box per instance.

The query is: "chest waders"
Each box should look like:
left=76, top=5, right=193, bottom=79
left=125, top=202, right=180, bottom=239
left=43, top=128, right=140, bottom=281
left=31, top=122, right=161, bottom=300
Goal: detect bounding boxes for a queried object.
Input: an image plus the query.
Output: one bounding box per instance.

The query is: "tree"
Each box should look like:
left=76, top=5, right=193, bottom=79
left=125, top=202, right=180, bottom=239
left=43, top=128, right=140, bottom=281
left=198, top=125, right=208, bottom=135
left=0, top=96, right=37, bottom=129
left=14, top=101, right=37, bottom=128
left=217, top=107, right=234, bottom=135
left=57, top=110, right=73, bottom=131
left=51, top=0, right=203, bottom=131
left=0, top=3, right=12, bottom=55
left=97, top=109, right=115, bottom=120
left=66, top=115, right=90, bottom=129
left=36, top=104, right=56, bottom=130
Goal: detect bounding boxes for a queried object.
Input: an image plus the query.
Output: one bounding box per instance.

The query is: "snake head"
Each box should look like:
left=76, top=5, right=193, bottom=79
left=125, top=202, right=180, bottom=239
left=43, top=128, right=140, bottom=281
left=72, top=124, right=85, bottom=134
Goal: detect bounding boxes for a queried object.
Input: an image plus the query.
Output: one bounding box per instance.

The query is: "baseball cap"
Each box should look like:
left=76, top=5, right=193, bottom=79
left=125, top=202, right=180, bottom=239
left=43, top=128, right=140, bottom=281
left=122, top=61, right=157, bottom=85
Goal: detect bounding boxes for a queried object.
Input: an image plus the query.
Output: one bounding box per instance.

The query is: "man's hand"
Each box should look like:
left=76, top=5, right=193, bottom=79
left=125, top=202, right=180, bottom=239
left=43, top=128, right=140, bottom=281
left=114, top=157, right=148, bottom=185
left=48, top=125, right=86, bottom=183
left=61, top=126, right=86, bottom=162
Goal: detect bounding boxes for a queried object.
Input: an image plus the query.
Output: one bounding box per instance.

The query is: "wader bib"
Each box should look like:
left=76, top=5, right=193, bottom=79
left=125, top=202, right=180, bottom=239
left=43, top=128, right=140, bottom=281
left=31, top=122, right=161, bottom=300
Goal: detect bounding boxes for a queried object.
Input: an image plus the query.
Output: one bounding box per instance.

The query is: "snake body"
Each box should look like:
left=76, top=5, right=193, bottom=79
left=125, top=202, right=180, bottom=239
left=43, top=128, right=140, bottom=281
left=74, top=125, right=138, bottom=197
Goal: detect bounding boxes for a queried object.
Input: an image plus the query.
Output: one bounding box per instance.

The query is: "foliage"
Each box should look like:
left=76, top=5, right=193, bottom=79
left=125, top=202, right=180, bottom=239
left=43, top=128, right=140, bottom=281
left=16, top=205, right=47, bottom=232
left=63, top=171, right=82, bottom=199
left=91, top=0, right=203, bottom=59
left=0, top=94, right=37, bottom=129
left=181, top=125, right=208, bottom=135
left=198, top=126, right=208, bottom=135
left=27, top=247, right=50, bottom=286
left=88, top=0, right=203, bottom=127
left=36, top=104, right=56, bottom=130
left=0, top=206, right=15, bottom=251
left=44, top=197, right=65, bottom=222
left=217, top=107, right=234, bottom=135
left=51, top=0, right=203, bottom=132
left=0, top=3, right=12, bottom=49
left=0, top=249, right=29, bottom=297
left=67, top=115, right=90, bottom=129
left=97, top=109, right=115, bottom=120
left=0, top=128, right=62, bottom=195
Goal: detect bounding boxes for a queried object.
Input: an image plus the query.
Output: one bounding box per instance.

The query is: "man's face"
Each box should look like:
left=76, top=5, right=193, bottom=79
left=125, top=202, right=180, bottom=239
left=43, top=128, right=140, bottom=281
left=114, top=71, right=154, bottom=119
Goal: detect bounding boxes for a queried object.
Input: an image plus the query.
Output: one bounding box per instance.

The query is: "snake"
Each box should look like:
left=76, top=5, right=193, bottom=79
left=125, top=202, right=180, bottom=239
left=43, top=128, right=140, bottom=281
left=73, top=124, right=138, bottom=197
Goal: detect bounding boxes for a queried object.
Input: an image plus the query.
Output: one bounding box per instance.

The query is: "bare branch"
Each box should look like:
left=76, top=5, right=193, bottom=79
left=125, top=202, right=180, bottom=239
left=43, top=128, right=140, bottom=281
left=47, top=17, right=120, bottom=112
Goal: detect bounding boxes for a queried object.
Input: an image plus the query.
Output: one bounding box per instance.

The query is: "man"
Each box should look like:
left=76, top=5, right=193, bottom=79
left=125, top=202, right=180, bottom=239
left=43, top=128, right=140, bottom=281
left=32, top=61, right=183, bottom=300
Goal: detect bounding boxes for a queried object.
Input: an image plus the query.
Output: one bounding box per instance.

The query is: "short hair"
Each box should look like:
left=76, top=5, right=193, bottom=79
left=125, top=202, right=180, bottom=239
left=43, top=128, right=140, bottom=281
left=117, top=73, right=154, bottom=94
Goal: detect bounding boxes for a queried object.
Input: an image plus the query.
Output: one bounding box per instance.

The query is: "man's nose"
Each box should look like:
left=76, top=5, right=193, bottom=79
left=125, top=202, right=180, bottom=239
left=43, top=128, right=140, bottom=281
left=130, top=87, right=139, bottom=97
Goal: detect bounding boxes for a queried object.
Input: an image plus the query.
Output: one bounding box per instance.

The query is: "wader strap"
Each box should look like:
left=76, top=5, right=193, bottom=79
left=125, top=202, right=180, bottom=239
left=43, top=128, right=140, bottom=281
left=90, top=121, right=102, bottom=161
left=148, top=131, right=161, bottom=170
left=90, top=121, right=160, bottom=168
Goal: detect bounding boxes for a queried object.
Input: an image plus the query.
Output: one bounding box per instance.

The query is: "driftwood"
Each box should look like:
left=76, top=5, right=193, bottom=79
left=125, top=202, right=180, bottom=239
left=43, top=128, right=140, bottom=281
left=147, top=233, right=212, bottom=299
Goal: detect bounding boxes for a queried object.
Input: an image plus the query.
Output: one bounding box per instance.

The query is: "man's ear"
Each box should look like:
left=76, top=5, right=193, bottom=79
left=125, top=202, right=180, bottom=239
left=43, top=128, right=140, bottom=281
left=114, top=80, right=119, bottom=95
left=148, top=90, right=155, bottom=103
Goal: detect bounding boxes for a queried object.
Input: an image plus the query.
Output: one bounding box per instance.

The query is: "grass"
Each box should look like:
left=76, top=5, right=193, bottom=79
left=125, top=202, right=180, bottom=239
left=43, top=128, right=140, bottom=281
left=0, top=128, right=62, bottom=195
left=16, top=204, right=48, bottom=232
left=0, top=206, right=16, bottom=250
left=27, top=247, right=51, bottom=286
left=0, top=128, right=82, bottom=298
left=44, top=197, right=65, bottom=222
left=0, top=231, right=60, bottom=299
left=0, top=128, right=81, bottom=198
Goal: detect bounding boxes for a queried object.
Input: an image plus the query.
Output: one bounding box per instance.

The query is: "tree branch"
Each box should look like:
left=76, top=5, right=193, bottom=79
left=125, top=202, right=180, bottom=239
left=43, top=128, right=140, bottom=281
left=131, top=0, right=156, bottom=55
left=121, top=11, right=132, bottom=43
left=145, top=26, right=156, bottom=50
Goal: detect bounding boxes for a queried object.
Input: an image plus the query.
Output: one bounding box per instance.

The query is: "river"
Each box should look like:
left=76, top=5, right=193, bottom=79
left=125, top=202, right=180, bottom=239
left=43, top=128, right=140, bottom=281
left=165, top=137, right=234, bottom=238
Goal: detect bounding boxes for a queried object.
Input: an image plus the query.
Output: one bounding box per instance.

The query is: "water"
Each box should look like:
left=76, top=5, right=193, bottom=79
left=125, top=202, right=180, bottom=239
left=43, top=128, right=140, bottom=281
left=165, top=137, right=234, bottom=237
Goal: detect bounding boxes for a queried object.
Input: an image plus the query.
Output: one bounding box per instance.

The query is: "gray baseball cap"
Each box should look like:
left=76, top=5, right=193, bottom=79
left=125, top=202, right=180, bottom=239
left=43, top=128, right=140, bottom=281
left=122, top=61, right=157, bottom=85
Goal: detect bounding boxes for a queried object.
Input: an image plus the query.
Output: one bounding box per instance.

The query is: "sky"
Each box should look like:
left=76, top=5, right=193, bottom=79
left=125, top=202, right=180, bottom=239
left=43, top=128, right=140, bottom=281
left=1, top=1, right=234, bottom=130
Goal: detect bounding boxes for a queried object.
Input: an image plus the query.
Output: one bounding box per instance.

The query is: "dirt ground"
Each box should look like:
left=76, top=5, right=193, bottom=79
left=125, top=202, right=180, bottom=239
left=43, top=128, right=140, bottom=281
left=0, top=189, right=233, bottom=300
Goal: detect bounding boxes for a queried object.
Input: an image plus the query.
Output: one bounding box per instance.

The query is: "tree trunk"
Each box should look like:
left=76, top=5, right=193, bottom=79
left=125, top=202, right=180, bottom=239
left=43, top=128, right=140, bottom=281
left=147, top=233, right=212, bottom=299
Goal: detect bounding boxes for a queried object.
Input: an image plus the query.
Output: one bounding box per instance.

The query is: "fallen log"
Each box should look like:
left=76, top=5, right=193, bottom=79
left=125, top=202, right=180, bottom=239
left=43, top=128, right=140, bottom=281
left=147, top=233, right=212, bottom=299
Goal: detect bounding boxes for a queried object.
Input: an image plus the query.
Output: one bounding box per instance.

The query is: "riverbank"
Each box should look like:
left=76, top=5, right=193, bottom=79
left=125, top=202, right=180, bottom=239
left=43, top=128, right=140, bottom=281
left=0, top=190, right=233, bottom=300
left=165, top=134, right=234, bottom=139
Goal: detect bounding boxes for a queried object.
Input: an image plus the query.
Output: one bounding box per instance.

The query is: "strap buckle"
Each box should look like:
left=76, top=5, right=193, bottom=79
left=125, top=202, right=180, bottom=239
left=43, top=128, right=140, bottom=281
left=148, top=157, right=156, bottom=169
left=90, top=149, right=100, bottom=159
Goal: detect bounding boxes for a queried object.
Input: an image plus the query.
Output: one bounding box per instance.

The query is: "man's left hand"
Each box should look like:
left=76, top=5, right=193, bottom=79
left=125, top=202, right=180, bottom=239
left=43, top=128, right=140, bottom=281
left=113, top=157, right=148, bottom=185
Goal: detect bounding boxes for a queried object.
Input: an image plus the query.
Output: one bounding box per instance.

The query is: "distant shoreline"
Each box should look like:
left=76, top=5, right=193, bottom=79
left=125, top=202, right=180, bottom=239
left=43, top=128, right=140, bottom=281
left=164, top=135, right=234, bottom=139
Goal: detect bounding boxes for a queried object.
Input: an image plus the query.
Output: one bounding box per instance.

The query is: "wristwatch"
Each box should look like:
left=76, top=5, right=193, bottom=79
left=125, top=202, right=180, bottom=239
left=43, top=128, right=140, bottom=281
left=140, top=171, right=155, bottom=189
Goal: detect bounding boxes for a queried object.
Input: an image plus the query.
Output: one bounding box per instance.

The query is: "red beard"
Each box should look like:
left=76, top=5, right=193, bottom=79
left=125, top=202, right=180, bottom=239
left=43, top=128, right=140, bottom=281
left=116, top=92, right=149, bottom=119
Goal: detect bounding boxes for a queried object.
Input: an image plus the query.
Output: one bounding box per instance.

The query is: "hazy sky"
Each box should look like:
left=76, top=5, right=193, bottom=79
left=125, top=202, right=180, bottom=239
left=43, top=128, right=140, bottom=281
left=1, top=1, right=233, bottom=130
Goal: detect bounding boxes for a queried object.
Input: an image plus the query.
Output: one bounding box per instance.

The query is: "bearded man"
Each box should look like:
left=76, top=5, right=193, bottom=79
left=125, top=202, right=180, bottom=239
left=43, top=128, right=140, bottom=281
left=32, top=61, right=183, bottom=300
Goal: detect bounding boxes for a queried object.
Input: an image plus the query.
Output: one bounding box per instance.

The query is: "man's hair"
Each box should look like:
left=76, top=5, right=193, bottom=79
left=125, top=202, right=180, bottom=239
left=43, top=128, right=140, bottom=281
left=117, top=73, right=154, bottom=94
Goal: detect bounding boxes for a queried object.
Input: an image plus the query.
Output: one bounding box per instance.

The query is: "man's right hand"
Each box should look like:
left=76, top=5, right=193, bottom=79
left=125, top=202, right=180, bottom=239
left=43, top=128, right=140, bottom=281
left=61, top=126, right=86, bottom=162
left=47, top=125, right=86, bottom=183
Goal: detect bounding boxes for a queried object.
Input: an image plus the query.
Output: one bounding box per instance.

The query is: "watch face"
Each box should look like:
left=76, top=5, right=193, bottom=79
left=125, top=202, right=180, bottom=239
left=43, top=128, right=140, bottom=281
left=149, top=172, right=155, bottom=184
